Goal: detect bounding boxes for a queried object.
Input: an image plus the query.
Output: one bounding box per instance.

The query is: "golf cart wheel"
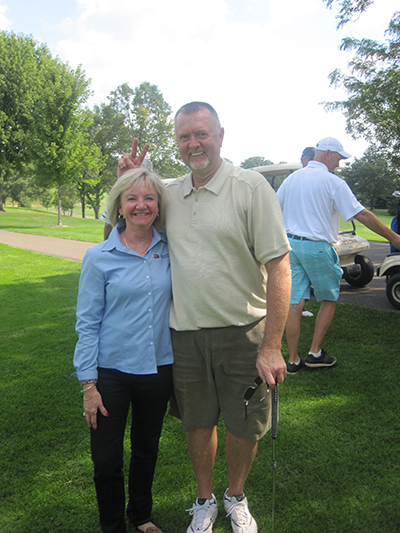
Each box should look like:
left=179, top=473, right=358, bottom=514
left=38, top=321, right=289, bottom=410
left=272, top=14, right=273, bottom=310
left=343, top=254, right=374, bottom=287
left=386, top=273, right=400, bottom=310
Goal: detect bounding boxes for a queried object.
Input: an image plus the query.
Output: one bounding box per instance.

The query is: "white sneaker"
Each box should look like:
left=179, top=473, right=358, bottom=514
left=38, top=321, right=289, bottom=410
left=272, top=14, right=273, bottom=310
left=224, top=490, right=257, bottom=533
left=186, top=495, right=218, bottom=532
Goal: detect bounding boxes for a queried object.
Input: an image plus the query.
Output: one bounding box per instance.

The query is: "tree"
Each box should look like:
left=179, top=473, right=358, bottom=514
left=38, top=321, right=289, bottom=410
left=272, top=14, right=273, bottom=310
left=323, top=13, right=400, bottom=166
left=240, top=156, right=274, bottom=169
left=81, top=103, right=125, bottom=219
left=31, top=57, right=95, bottom=225
left=338, top=146, right=399, bottom=209
left=3, top=164, right=38, bottom=208
left=0, top=32, right=51, bottom=211
left=322, top=0, right=374, bottom=29
left=107, top=82, right=185, bottom=177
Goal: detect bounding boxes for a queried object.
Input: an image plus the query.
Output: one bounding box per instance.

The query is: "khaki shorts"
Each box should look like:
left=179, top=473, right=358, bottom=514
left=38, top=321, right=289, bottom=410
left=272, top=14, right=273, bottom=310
left=171, top=318, right=271, bottom=441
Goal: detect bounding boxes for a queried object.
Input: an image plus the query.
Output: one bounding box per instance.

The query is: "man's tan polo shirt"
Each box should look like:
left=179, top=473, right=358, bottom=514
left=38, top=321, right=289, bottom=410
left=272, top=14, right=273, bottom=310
left=166, top=160, right=290, bottom=331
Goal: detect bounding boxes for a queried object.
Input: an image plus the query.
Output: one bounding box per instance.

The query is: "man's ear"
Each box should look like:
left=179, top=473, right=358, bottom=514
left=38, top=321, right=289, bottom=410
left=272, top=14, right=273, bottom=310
left=219, top=127, right=225, bottom=147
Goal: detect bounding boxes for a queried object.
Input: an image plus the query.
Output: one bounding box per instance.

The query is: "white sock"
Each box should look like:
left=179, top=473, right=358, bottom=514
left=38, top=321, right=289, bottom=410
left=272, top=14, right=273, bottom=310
left=309, top=350, right=322, bottom=358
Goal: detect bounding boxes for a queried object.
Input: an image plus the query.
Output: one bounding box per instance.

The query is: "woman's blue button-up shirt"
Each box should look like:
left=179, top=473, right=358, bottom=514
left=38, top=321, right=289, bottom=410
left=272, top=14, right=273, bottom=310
left=73, top=223, right=173, bottom=381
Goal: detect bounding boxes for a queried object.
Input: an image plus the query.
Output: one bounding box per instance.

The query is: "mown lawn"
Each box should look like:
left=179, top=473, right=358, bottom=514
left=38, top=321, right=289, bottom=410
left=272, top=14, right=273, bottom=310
left=1, top=242, right=399, bottom=532
left=0, top=206, right=395, bottom=244
left=0, top=206, right=105, bottom=243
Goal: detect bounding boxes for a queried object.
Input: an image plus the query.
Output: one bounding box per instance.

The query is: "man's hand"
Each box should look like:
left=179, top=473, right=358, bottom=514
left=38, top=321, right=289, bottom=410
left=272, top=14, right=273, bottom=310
left=117, top=138, right=150, bottom=178
left=256, top=347, right=287, bottom=389
left=391, top=234, right=400, bottom=251
left=257, top=253, right=291, bottom=388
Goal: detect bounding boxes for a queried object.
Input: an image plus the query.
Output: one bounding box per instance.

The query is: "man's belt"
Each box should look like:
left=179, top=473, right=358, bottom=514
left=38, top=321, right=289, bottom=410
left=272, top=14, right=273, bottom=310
left=287, top=233, right=312, bottom=241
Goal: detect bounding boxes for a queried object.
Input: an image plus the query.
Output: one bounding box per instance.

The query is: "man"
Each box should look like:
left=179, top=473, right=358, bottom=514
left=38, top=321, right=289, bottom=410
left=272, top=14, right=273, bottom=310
left=300, top=146, right=315, bottom=168
left=117, top=102, right=292, bottom=533
left=277, top=137, right=400, bottom=375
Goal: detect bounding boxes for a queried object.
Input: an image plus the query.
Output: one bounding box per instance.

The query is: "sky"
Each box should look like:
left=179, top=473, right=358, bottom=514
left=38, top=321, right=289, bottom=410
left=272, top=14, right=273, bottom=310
left=1, top=0, right=398, bottom=167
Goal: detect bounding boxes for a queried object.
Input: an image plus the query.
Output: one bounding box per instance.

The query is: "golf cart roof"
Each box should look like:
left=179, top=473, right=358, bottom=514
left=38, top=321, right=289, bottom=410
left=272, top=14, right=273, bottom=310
left=252, top=163, right=301, bottom=178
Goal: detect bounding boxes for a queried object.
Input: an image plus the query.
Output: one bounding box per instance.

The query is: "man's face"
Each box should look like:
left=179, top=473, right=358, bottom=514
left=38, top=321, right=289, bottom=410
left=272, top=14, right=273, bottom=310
left=175, top=109, right=224, bottom=175
left=326, top=151, right=344, bottom=173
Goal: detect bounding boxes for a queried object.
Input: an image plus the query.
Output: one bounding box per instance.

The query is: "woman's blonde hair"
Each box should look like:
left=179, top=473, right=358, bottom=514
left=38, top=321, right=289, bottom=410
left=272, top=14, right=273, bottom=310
left=106, top=168, right=167, bottom=230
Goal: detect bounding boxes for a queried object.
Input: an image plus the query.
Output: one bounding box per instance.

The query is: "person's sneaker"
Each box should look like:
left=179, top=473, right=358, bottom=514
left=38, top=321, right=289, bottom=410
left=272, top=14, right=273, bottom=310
left=186, top=495, right=218, bottom=532
left=305, top=349, right=337, bottom=368
left=286, top=357, right=306, bottom=374
left=223, top=490, right=257, bottom=533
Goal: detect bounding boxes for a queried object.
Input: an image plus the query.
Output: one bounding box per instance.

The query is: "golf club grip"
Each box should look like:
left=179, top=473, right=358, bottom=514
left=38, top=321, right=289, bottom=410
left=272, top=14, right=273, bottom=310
left=271, top=382, right=278, bottom=439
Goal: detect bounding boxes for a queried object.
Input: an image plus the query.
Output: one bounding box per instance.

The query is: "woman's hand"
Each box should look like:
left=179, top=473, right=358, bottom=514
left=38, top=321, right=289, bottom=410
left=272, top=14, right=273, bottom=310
left=117, top=138, right=150, bottom=178
left=83, top=386, right=109, bottom=430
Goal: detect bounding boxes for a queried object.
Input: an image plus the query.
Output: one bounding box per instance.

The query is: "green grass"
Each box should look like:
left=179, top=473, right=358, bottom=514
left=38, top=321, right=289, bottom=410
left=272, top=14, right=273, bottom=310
left=1, top=241, right=399, bottom=532
left=339, top=209, right=393, bottom=243
left=0, top=206, right=105, bottom=243
left=1, top=206, right=394, bottom=245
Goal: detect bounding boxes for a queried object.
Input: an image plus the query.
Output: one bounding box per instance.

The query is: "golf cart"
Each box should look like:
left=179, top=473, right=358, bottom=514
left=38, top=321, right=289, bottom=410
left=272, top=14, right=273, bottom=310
left=253, top=163, right=374, bottom=288
left=376, top=191, right=400, bottom=310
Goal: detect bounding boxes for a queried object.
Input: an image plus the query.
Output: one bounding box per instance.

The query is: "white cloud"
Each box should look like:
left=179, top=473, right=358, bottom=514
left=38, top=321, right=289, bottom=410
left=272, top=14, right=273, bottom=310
left=11, top=0, right=397, bottom=165
left=0, top=3, right=12, bottom=31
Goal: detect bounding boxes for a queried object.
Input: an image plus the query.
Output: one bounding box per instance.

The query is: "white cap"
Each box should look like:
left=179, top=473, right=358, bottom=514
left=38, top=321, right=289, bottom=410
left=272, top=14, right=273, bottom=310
left=315, top=137, right=351, bottom=159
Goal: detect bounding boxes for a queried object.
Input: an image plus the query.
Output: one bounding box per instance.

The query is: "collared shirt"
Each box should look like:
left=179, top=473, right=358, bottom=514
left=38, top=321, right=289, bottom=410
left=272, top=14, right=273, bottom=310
left=165, top=160, right=290, bottom=331
left=73, top=222, right=173, bottom=380
left=277, top=160, right=364, bottom=243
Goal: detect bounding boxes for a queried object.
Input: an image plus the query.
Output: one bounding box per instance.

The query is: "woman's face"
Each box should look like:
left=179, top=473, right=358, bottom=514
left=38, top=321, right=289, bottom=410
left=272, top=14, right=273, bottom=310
left=119, top=180, right=159, bottom=232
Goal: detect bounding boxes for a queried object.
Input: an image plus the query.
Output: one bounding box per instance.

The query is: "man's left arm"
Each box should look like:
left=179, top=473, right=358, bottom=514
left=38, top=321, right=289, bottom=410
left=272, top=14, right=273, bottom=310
left=354, top=209, right=400, bottom=250
left=256, top=253, right=291, bottom=388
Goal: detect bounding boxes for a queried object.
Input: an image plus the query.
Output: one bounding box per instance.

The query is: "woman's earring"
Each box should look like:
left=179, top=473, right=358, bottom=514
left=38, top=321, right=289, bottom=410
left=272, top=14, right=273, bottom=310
left=118, top=214, right=124, bottom=221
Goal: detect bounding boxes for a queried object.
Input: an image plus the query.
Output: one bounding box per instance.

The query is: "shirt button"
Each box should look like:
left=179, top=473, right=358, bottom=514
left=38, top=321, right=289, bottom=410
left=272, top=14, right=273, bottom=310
left=144, top=260, right=147, bottom=263
left=148, top=308, right=152, bottom=312
left=150, top=342, right=154, bottom=345
left=148, top=292, right=151, bottom=295
left=149, top=325, right=152, bottom=329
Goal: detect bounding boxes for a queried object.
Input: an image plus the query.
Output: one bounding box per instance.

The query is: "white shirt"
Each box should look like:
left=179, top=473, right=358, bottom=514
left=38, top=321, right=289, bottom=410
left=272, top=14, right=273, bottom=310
left=277, top=160, right=364, bottom=243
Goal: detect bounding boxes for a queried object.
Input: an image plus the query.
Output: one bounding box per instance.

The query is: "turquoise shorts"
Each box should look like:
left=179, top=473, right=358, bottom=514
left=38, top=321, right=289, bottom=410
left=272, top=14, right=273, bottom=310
left=288, top=238, right=343, bottom=304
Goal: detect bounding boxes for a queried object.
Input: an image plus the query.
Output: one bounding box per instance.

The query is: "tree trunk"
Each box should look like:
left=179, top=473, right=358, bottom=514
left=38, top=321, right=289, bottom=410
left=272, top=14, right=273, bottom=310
left=58, top=183, right=62, bottom=226
left=0, top=172, right=5, bottom=212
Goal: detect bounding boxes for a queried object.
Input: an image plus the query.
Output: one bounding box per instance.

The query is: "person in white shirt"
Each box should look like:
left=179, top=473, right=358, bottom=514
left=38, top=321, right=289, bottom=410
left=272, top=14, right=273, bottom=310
left=277, top=137, right=400, bottom=374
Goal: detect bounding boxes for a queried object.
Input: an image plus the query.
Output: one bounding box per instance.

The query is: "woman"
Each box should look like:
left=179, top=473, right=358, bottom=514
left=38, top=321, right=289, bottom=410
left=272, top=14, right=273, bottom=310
left=73, top=168, right=172, bottom=533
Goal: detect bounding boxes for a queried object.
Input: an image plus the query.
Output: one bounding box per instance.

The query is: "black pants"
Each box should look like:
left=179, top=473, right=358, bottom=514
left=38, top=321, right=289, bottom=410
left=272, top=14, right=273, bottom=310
left=90, top=366, right=173, bottom=533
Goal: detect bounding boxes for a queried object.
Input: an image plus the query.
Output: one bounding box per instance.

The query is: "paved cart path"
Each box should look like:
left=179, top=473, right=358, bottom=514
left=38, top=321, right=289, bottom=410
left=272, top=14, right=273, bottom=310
left=0, top=230, right=397, bottom=312
left=0, top=229, right=96, bottom=262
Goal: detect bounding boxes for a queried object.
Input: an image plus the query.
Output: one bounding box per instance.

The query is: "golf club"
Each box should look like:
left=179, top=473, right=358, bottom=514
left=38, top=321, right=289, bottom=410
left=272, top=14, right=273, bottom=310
left=271, top=379, right=278, bottom=533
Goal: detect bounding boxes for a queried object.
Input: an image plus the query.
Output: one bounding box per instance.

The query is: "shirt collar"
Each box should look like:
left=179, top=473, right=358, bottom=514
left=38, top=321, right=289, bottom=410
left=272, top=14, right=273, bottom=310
left=307, top=160, right=329, bottom=172
left=102, top=221, right=166, bottom=253
left=182, top=160, right=233, bottom=197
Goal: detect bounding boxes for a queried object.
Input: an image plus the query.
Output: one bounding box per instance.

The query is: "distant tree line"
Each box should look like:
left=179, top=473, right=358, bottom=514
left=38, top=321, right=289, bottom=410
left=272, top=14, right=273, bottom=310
left=320, top=1, right=400, bottom=211
left=0, top=31, right=185, bottom=223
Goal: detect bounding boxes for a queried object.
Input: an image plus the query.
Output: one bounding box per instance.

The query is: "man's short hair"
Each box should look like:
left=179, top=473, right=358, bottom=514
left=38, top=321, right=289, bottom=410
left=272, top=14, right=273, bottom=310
left=301, top=147, right=315, bottom=159
left=175, top=101, right=221, bottom=130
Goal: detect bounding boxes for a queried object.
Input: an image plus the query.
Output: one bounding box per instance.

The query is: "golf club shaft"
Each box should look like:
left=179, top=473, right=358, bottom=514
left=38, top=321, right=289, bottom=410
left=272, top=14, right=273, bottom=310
left=271, top=380, right=278, bottom=533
